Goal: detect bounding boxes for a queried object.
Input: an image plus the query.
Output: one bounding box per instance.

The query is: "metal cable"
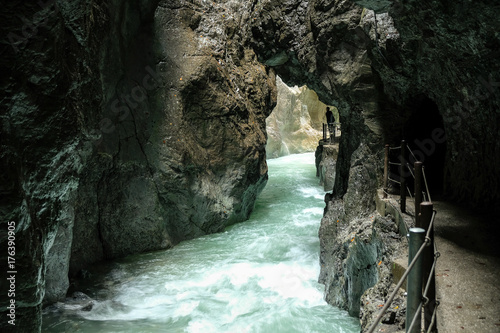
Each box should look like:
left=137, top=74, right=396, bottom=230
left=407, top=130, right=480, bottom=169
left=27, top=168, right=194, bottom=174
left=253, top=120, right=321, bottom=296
left=366, top=239, right=429, bottom=333
left=389, top=146, right=401, bottom=150
left=422, top=167, right=432, bottom=202
left=407, top=144, right=418, bottom=162
left=426, top=301, right=440, bottom=333
left=406, top=163, right=415, bottom=179
left=366, top=211, right=437, bottom=333
left=401, top=214, right=438, bottom=332
left=389, top=161, right=401, bottom=166
left=407, top=186, right=413, bottom=198
left=388, top=177, right=401, bottom=184
left=434, top=239, right=440, bottom=256
left=404, top=235, right=438, bottom=333
left=425, top=211, right=437, bottom=240
left=422, top=253, right=438, bottom=303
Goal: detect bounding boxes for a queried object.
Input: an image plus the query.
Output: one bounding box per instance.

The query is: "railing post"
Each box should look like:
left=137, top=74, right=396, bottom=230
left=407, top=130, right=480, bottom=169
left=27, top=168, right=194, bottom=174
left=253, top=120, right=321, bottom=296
left=414, top=161, right=423, bottom=225
left=420, top=202, right=436, bottom=332
left=400, top=140, right=407, bottom=212
left=383, top=144, right=389, bottom=198
left=323, top=123, right=327, bottom=141
left=407, top=227, right=425, bottom=333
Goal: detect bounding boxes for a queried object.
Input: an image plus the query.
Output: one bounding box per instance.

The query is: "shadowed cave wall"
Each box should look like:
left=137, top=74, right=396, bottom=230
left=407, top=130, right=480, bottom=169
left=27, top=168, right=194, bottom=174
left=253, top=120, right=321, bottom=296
left=1, top=0, right=276, bottom=330
left=246, top=0, right=499, bottom=325
left=1, top=0, right=499, bottom=331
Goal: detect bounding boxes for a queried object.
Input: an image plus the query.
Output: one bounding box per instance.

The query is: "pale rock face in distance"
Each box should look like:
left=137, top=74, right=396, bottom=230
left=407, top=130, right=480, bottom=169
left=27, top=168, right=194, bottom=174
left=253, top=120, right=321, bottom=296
left=266, top=76, right=337, bottom=158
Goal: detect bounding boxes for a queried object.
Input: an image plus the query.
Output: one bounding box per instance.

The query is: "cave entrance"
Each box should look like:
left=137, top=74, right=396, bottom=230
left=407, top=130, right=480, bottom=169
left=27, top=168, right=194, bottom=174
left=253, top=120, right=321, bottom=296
left=265, top=76, right=337, bottom=159
left=403, top=96, right=446, bottom=198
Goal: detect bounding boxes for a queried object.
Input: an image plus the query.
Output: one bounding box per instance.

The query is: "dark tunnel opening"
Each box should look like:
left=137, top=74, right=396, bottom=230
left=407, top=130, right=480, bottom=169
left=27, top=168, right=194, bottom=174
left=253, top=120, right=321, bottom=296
left=403, top=96, right=447, bottom=198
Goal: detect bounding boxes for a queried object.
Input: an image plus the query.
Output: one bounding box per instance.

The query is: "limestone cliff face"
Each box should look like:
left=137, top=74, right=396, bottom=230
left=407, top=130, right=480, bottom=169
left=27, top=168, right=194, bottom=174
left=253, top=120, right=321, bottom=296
left=70, top=0, right=276, bottom=269
left=266, top=77, right=337, bottom=158
left=1, top=1, right=275, bottom=330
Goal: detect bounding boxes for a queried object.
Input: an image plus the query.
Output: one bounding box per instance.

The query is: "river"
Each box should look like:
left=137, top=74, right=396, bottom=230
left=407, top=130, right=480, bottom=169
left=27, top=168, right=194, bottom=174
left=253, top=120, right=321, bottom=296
left=43, top=153, right=360, bottom=332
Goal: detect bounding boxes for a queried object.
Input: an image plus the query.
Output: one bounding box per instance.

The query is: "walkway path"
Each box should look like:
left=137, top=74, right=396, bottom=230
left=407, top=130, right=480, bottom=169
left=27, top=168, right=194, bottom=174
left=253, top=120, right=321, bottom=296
left=432, top=201, right=500, bottom=333
left=381, top=193, right=500, bottom=332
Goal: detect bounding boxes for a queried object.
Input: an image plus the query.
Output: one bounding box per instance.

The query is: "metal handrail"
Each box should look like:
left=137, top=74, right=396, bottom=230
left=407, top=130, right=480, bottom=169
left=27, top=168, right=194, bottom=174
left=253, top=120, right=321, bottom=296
left=408, top=251, right=440, bottom=333
left=426, top=302, right=439, bottom=333
left=423, top=251, right=440, bottom=306
left=406, top=162, right=415, bottom=179
left=379, top=141, right=438, bottom=331
left=384, top=142, right=432, bottom=211
left=366, top=211, right=437, bottom=333
left=388, top=177, right=401, bottom=185
left=407, top=144, right=418, bottom=162
left=422, top=167, right=432, bottom=203
left=366, top=238, right=428, bottom=333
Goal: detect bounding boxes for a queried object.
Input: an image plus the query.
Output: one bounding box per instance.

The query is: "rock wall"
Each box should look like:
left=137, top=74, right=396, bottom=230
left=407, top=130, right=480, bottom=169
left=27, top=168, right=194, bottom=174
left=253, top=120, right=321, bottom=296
left=1, top=0, right=499, bottom=331
left=315, top=144, right=338, bottom=191
left=1, top=1, right=276, bottom=331
left=1, top=1, right=107, bottom=330
left=266, top=76, right=337, bottom=158
left=70, top=0, right=276, bottom=269
left=250, top=0, right=500, bottom=205
left=246, top=0, right=500, bottom=328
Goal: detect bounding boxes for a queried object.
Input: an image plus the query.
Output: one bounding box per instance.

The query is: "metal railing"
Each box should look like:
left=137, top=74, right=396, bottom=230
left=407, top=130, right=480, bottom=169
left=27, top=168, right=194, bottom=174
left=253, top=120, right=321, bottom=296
left=370, top=140, right=440, bottom=333
left=383, top=140, right=432, bottom=215
left=367, top=203, right=439, bottom=333
left=322, top=122, right=340, bottom=143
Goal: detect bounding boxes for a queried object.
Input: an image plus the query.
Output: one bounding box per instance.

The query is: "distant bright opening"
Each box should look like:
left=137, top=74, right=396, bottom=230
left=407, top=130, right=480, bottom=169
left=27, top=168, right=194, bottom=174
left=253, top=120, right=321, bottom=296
left=265, top=76, right=338, bottom=159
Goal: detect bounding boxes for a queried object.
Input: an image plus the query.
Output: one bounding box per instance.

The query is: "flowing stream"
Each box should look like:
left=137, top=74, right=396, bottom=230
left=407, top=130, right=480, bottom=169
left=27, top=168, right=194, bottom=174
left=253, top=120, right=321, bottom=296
left=43, top=153, right=360, bottom=332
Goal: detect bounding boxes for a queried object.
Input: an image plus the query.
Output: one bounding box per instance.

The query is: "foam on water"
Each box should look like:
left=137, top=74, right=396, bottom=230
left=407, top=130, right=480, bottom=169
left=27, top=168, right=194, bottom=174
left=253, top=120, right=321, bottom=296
left=43, top=153, right=360, bottom=333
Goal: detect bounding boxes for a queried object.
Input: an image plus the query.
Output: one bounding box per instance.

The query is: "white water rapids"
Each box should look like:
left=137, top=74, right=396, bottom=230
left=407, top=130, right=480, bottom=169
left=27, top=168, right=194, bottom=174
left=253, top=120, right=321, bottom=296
left=43, top=153, right=360, bottom=332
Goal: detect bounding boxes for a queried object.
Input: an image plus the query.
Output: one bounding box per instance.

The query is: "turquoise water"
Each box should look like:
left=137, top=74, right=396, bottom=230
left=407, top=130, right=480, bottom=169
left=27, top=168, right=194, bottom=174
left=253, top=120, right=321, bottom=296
left=43, top=153, right=360, bottom=333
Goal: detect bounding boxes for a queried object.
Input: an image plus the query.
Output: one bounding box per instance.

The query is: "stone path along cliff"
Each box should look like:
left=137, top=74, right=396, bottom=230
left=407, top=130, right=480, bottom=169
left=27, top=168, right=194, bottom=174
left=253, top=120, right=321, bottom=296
left=388, top=195, right=500, bottom=333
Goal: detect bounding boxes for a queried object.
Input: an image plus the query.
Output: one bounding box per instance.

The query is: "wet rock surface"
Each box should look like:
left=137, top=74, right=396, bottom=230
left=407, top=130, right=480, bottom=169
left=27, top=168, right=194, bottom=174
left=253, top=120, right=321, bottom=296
left=2, top=0, right=500, bottom=331
left=318, top=182, right=407, bottom=321
left=315, top=143, right=338, bottom=191
left=1, top=1, right=275, bottom=330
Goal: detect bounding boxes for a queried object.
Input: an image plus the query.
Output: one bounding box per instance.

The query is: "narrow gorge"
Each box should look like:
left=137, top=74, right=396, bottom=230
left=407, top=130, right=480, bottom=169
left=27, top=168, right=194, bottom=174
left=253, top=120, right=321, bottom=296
left=1, top=0, right=499, bottom=332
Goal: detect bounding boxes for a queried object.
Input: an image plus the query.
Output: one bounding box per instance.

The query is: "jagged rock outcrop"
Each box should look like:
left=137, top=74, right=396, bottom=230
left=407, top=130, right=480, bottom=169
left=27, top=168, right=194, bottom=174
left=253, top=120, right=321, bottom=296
left=69, top=0, right=276, bottom=268
left=266, top=76, right=337, bottom=158
left=318, top=143, right=384, bottom=315
left=315, top=143, right=338, bottom=191
left=1, top=1, right=275, bottom=331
